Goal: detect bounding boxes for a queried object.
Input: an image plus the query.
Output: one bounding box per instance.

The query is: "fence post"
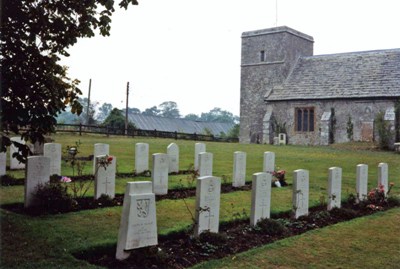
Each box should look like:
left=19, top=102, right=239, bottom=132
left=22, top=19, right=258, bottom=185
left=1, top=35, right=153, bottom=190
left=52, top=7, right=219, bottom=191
left=194, top=132, right=197, bottom=141
left=106, top=126, right=109, bottom=137
left=175, top=131, right=178, bottom=140
left=79, top=123, right=82, bottom=136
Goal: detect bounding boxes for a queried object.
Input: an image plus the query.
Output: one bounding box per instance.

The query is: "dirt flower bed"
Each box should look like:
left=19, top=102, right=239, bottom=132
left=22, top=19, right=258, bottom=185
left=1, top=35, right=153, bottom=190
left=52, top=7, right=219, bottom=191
left=75, top=201, right=400, bottom=269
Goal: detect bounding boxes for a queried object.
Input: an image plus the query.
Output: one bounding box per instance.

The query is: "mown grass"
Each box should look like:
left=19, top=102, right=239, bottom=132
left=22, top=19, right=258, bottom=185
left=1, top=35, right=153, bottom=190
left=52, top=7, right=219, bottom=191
left=1, top=133, right=400, bottom=268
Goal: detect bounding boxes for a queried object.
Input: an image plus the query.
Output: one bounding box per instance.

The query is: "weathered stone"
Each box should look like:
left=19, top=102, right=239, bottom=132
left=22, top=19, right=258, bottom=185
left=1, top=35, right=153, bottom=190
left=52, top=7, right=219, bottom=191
left=135, top=143, right=149, bottom=174
left=327, top=167, right=342, bottom=210
left=194, top=176, right=221, bottom=236
left=292, top=169, right=309, bottom=219
left=232, top=151, right=246, bottom=187
left=167, top=143, right=179, bottom=173
left=356, top=164, right=368, bottom=202
left=116, top=181, right=157, bottom=260
left=378, top=163, right=388, bottom=195
left=44, top=143, right=62, bottom=176
left=250, top=172, right=272, bottom=226
left=198, top=152, right=213, bottom=177
left=194, top=143, right=206, bottom=171
left=94, top=155, right=116, bottom=199
left=24, top=156, right=50, bottom=208
left=152, top=153, right=169, bottom=195
left=93, top=143, right=109, bottom=174
left=263, top=151, right=275, bottom=174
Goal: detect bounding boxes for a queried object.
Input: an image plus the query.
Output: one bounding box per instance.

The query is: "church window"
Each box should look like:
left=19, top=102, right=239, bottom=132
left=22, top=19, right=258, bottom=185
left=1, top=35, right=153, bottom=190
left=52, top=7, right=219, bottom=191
left=295, top=107, right=315, bottom=132
left=260, top=50, right=265, bottom=62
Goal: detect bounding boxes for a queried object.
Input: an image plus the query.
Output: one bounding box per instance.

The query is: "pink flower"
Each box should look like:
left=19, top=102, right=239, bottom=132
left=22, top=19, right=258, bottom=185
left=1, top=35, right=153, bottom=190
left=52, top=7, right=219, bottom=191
left=60, top=176, right=72, bottom=183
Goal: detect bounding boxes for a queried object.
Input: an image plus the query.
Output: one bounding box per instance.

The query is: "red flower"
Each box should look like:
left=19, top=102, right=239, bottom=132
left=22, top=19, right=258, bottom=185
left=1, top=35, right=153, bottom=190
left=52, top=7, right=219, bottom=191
left=107, top=156, right=113, bottom=162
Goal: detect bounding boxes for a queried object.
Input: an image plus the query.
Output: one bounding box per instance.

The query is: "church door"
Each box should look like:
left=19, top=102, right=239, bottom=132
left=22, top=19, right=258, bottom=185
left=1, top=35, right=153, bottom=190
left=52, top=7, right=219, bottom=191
left=361, top=121, right=374, bottom=142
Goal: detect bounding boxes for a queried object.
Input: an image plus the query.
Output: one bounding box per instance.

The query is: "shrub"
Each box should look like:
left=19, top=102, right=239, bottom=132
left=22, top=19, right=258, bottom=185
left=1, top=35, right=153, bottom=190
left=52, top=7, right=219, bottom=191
left=34, top=182, right=76, bottom=214
left=255, top=218, right=287, bottom=236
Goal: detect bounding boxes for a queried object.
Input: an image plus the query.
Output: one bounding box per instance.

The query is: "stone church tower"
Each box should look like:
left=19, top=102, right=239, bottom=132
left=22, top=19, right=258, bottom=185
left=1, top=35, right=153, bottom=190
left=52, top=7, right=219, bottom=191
left=239, top=26, right=314, bottom=143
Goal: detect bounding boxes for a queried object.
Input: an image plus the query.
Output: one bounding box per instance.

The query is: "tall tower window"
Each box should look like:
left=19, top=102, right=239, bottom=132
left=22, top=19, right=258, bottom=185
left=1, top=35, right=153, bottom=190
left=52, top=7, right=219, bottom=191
left=260, top=50, right=266, bottom=62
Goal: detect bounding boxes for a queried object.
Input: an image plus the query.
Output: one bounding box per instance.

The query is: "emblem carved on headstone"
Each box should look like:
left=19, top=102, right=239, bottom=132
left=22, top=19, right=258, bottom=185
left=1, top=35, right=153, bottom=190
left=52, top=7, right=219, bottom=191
left=136, top=199, right=150, bottom=219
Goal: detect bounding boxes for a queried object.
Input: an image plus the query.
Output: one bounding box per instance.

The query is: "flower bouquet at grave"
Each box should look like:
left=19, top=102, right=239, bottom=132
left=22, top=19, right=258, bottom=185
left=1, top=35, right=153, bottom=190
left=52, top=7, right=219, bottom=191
left=272, top=167, right=287, bottom=187
left=365, top=182, right=394, bottom=211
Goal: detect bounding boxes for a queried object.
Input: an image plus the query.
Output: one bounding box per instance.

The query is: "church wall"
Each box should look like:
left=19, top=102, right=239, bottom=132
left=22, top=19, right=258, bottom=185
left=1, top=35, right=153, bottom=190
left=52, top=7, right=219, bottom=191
left=269, top=99, right=396, bottom=145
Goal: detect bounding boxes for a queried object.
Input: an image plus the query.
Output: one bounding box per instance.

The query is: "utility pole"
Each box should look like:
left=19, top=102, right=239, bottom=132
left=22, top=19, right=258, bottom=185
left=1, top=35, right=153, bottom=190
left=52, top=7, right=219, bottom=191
left=125, top=82, right=129, bottom=135
left=87, top=78, right=92, bottom=125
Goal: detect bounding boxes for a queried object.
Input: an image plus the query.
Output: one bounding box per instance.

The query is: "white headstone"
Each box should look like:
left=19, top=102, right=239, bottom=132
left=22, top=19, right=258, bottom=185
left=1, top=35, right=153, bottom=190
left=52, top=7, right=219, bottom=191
left=250, top=172, right=272, bottom=226
left=24, top=156, right=50, bottom=208
left=356, top=164, right=368, bottom=202
left=232, top=151, right=246, bottom=187
left=263, top=151, right=275, bottom=174
left=327, top=167, right=342, bottom=211
left=0, top=152, right=6, bottom=176
left=167, top=143, right=179, bottom=173
left=378, top=163, right=388, bottom=195
left=43, top=143, right=62, bottom=176
left=116, top=181, right=158, bottom=260
left=194, top=143, right=206, bottom=171
left=10, top=137, right=25, bottom=170
left=194, top=176, right=221, bottom=236
left=93, top=143, right=110, bottom=174
left=94, top=155, right=116, bottom=199
left=292, top=169, right=309, bottom=219
left=152, top=153, right=169, bottom=195
left=135, top=143, right=149, bottom=174
left=198, top=152, right=213, bottom=177
left=278, top=133, right=286, bottom=145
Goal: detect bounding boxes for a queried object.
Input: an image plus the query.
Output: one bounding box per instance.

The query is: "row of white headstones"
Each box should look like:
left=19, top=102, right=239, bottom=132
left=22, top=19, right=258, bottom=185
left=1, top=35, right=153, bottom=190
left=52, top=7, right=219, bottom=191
left=4, top=139, right=389, bottom=260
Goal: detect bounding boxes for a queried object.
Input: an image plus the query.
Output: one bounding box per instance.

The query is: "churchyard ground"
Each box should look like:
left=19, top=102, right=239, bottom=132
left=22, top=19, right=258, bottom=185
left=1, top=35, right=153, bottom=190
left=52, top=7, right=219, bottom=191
left=1, top=133, right=400, bottom=268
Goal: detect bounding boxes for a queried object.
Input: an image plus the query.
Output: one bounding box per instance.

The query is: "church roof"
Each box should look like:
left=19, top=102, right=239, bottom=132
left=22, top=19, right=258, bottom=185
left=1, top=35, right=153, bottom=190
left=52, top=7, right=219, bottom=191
left=128, top=113, right=235, bottom=136
left=266, top=48, right=400, bottom=101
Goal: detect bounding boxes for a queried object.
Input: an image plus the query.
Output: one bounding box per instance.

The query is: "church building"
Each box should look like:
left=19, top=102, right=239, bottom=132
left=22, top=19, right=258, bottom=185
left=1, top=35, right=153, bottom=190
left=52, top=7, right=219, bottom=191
left=239, top=26, right=400, bottom=146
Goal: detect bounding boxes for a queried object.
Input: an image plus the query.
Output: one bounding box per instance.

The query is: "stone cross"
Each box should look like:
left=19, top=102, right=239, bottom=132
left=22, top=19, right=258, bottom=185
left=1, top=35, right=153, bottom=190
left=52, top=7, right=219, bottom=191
left=194, top=143, right=206, bottom=171
left=10, top=137, right=26, bottom=170
left=94, top=155, right=116, bottom=199
left=356, top=164, right=368, bottom=202
left=198, top=152, right=213, bottom=177
left=167, top=143, right=179, bottom=173
left=292, top=169, right=309, bottom=219
left=327, top=167, right=342, bottom=210
left=44, top=143, right=62, bottom=176
left=135, top=143, right=149, bottom=174
left=250, top=172, right=272, bottom=226
left=232, top=151, right=246, bottom=187
left=263, top=151, right=275, bottom=174
left=24, top=156, right=50, bottom=208
left=93, top=143, right=109, bottom=174
left=116, top=181, right=158, bottom=260
left=378, top=163, right=388, bottom=195
left=152, top=153, right=169, bottom=195
left=194, top=176, right=221, bottom=236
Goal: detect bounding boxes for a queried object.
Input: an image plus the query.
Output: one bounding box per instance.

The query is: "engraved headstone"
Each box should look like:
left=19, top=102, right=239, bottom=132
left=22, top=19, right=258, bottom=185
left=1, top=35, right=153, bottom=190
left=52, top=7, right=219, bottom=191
left=327, top=167, right=342, bottom=210
left=263, top=151, right=275, bottom=174
left=93, top=143, right=109, bottom=174
left=135, top=143, right=149, bottom=174
left=167, top=143, right=179, bottom=173
left=378, top=163, right=388, bottom=195
left=94, top=155, right=116, bottom=199
left=250, top=172, right=272, bottom=226
left=194, top=143, right=206, bottom=171
left=198, top=152, right=213, bottom=177
left=0, top=152, right=6, bottom=176
left=10, top=137, right=26, bottom=170
left=356, top=164, right=368, bottom=202
left=24, top=156, right=50, bottom=208
left=292, top=169, right=309, bottom=219
left=116, top=181, right=157, bottom=260
left=194, top=176, right=221, bottom=236
left=152, top=153, right=169, bottom=195
left=44, top=143, right=62, bottom=176
left=232, top=151, right=246, bottom=187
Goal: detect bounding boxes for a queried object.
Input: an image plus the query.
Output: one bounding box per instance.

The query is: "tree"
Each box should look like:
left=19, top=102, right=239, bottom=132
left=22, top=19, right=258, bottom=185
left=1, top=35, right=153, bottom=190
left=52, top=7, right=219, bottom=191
left=97, top=103, right=113, bottom=123
left=103, top=108, right=135, bottom=134
left=77, top=97, right=98, bottom=125
left=1, top=0, right=139, bottom=162
left=184, top=113, right=200, bottom=121
left=158, top=101, right=181, bottom=118
left=142, top=106, right=160, bottom=116
left=200, top=107, right=239, bottom=124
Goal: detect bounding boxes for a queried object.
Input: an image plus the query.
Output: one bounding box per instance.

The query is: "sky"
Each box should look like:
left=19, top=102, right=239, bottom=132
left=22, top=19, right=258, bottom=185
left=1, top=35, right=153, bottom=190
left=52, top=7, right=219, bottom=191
left=60, top=0, right=400, bottom=117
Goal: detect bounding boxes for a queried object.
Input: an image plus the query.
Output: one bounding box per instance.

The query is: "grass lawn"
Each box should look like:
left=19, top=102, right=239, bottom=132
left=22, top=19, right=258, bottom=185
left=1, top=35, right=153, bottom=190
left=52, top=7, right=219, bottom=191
left=1, top=133, right=400, bottom=268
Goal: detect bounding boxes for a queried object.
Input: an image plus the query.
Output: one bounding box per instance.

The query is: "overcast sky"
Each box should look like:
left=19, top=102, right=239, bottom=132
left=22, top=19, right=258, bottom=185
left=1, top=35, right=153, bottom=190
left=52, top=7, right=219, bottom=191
left=60, top=0, right=400, bottom=117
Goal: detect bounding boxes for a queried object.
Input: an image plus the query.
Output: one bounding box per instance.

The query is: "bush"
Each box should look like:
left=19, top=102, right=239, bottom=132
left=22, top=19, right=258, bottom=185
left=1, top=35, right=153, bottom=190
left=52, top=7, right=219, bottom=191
left=255, top=218, right=287, bottom=236
left=34, top=182, right=76, bottom=214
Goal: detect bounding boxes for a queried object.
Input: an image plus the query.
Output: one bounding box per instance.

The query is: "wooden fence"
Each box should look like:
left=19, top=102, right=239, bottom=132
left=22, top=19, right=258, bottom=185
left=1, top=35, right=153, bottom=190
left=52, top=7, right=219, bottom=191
left=55, top=123, right=239, bottom=142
